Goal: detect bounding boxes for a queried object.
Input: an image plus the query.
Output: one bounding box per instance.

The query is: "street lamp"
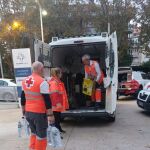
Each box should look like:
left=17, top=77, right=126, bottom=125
left=35, top=0, right=47, bottom=42
left=13, top=21, right=20, bottom=28
left=42, top=10, right=48, bottom=16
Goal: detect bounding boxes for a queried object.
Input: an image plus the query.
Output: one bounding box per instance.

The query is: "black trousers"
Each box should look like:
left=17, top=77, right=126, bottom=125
left=53, top=111, right=63, bottom=132
left=25, top=112, right=48, bottom=139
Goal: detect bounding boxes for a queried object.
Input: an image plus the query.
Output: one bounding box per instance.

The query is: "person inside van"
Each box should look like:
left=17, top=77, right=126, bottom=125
left=82, top=54, right=104, bottom=110
left=48, top=68, right=69, bottom=133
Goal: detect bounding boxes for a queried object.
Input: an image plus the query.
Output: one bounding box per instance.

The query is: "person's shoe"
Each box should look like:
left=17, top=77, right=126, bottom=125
left=94, top=102, right=101, bottom=111
left=60, top=129, right=66, bottom=134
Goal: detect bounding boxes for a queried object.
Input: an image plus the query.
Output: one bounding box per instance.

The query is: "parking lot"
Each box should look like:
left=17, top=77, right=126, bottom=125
left=0, top=98, right=150, bottom=150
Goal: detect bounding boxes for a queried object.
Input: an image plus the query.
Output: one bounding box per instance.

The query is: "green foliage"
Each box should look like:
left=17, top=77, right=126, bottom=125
left=118, top=50, right=132, bottom=67
left=141, top=60, right=150, bottom=68
left=138, top=0, right=150, bottom=54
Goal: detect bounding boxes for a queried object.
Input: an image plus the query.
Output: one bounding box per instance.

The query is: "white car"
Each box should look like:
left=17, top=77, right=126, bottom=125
left=132, top=71, right=150, bottom=89
left=118, top=70, right=150, bottom=97
left=0, top=79, right=18, bottom=101
left=137, top=82, right=150, bottom=111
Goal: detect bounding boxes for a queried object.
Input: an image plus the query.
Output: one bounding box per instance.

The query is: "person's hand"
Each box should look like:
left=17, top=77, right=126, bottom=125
left=47, top=115, right=55, bottom=125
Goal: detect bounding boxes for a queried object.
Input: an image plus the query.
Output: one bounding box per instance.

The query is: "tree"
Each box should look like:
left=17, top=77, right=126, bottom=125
left=0, top=0, right=137, bottom=77
left=0, top=0, right=26, bottom=77
left=137, top=0, right=150, bottom=54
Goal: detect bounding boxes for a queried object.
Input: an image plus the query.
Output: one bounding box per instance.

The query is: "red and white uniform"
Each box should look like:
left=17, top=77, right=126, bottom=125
left=84, top=60, right=104, bottom=102
left=48, top=77, right=69, bottom=112
left=22, top=73, right=49, bottom=113
left=22, top=73, right=50, bottom=150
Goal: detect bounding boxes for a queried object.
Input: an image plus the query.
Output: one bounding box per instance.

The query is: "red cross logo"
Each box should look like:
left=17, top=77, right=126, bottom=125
left=25, top=77, right=34, bottom=88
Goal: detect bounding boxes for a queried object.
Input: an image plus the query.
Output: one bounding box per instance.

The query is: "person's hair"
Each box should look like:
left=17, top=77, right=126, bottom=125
left=51, top=67, right=61, bottom=77
left=82, top=54, right=90, bottom=61
left=32, top=61, right=43, bottom=73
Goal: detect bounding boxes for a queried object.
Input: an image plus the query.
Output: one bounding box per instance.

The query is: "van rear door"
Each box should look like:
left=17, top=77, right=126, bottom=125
left=105, top=32, right=118, bottom=114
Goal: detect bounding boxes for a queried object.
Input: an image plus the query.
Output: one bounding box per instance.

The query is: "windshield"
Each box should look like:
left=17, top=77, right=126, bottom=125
left=141, top=73, right=150, bottom=80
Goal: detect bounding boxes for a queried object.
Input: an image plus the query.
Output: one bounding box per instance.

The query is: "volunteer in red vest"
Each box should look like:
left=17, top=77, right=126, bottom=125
left=82, top=54, right=104, bottom=109
left=48, top=68, right=69, bottom=133
left=21, top=61, right=55, bottom=150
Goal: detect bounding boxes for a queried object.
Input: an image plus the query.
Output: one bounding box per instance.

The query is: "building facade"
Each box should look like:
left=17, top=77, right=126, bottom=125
left=129, top=25, right=150, bottom=66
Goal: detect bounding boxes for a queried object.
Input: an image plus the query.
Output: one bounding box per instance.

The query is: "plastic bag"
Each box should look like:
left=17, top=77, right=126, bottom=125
left=47, top=125, right=63, bottom=148
left=18, top=117, right=30, bottom=138
left=82, top=78, right=95, bottom=96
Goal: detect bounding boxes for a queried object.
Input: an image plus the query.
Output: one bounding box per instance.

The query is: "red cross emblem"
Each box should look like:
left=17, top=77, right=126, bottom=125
left=25, top=77, right=34, bottom=88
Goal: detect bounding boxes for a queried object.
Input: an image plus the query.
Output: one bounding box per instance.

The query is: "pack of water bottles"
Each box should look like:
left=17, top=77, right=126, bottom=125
left=47, top=124, right=63, bottom=148
left=18, top=117, right=30, bottom=138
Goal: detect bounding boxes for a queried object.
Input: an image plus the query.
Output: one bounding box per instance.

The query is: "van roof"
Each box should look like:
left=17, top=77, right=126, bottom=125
left=49, top=35, right=108, bottom=46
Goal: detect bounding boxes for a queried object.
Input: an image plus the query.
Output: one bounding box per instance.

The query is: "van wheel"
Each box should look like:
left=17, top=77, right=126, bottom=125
left=108, top=112, right=116, bottom=122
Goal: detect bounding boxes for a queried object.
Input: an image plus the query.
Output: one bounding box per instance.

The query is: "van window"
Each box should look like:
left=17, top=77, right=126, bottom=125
left=127, top=73, right=132, bottom=81
left=132, top=72, right=142, bottom=80
left=118, top=73, right=127, bottom=82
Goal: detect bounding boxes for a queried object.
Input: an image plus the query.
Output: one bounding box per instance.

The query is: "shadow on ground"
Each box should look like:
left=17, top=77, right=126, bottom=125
left=62, top=117, right=114, bottom=128
left=139, top=110, right=150, bottom=117
left=118, top=95, right=136, bottom=101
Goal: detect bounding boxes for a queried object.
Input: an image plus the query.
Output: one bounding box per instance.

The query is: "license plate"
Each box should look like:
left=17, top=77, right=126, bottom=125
left=139, top=101, right=144, bottom=107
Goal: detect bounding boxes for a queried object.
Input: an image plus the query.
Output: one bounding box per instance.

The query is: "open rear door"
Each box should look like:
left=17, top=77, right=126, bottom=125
left=105, top=32, right=118, bottom=114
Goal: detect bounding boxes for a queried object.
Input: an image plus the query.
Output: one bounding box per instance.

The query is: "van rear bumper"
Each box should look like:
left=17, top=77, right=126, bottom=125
left=61, top=109, right=112, bottom=118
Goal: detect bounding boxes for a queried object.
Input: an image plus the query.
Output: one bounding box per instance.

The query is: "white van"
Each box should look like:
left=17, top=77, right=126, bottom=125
left=48, top=32, right=118, bottom=121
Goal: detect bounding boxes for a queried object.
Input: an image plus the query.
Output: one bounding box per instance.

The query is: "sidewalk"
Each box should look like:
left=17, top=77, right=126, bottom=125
left=0, top=109, right=71, bottom=150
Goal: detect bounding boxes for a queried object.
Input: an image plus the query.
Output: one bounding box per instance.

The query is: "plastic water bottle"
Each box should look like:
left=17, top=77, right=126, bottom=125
left=18, top=117, right=30, bottom=138
left=47, top=125, right=52, bottom=146
left=47, top=125, right=63, bottom=148
left=51, top=126, right=62, bottom=148
left=24, top=118, right=30, bottom=136
left=18, top=121, right=22, bottom=137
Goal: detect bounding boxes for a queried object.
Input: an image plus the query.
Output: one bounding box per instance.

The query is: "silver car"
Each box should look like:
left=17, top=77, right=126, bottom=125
left=0, top=79, right=18, bottom=101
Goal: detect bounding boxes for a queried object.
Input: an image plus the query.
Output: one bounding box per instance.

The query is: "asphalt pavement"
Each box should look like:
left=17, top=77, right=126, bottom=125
left=0, top=98, right=150, bottom=150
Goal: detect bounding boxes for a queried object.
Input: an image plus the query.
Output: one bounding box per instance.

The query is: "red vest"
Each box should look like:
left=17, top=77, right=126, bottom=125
left=85, top=60, right=104, bottom=84
left=22, top=73, right=46, bottom=113
left=48, top=77, right=69, bottom=112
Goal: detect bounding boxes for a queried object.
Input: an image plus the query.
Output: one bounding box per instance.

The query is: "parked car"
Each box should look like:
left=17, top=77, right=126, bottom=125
left=118, top=69, right=150, bottom=98
left=137, top=82, right=150, bottom=111
left=0, top=79, right=18, bottom=101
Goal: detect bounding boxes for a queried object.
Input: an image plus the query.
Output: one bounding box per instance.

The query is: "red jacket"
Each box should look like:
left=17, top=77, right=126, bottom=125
left=48, top=77, right=69, bottom=112
left=85, top=60, right=104, bottom=84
